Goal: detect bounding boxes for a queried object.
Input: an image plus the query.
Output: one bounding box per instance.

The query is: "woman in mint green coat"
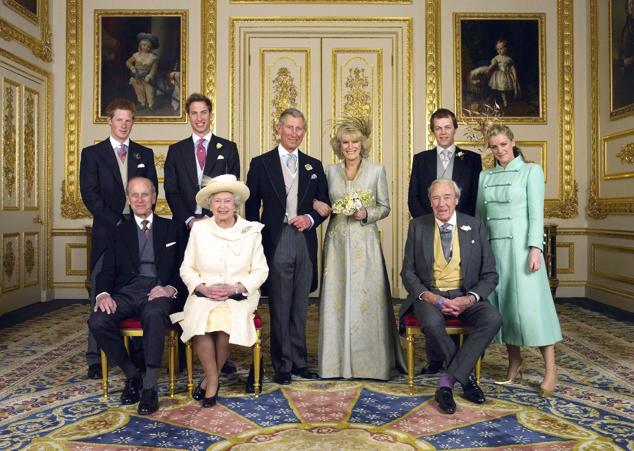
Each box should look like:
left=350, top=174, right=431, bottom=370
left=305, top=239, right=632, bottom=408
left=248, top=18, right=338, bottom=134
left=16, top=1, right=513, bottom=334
left=476, top=124, right=561, bottom=397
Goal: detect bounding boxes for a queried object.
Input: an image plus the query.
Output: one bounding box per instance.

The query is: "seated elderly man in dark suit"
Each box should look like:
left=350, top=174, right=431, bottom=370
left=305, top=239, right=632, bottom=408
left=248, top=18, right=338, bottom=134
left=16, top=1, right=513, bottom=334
left=89, top=177, right=185, bottom=415
left=400, top=178, right=502, bottom=414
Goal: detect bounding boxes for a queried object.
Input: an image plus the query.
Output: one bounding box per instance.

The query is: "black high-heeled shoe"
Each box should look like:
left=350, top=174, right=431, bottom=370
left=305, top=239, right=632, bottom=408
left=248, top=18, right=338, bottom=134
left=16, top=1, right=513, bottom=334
left=202, top=381, right=220, bottom=408
left=192, top=377, right=206, bottom=401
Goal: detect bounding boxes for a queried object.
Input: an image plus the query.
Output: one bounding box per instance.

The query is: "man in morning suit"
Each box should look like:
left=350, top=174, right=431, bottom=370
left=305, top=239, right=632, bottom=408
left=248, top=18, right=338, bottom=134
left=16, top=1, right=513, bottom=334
left=400, top=179, right=501, bottom=414
left=245, top=108, right=330, bottom=385
left=88, top=177, right=186, bottom=415
left=80, top=98, right=158, bottom=380
left=164, top=93, right=240, bottom=230
left=407, top=108, right=482, bottom=374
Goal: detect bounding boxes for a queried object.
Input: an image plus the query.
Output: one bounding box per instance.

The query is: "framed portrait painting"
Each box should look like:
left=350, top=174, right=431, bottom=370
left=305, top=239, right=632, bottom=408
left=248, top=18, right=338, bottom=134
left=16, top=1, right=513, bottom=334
left=3, top=0, right=38, bottom=23
left=93, top=10, right=187, bottom=123
left=610, top=0, right=634, bottom=119
left=455, top=13, right=546, bottom=124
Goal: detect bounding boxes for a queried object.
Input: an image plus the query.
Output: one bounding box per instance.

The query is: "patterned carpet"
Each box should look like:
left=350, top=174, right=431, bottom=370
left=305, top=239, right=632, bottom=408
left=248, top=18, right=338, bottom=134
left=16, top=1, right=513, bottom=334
left=0, top=302, right=632, bottom=450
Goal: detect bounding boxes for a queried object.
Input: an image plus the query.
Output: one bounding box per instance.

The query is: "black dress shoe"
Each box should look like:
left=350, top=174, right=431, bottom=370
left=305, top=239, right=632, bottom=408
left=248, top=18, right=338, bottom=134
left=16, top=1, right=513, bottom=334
left=420, top=360, right=443, bottom=375
left=120, top=376, right=142, bottom=405
left=87, top=363, right=102, bottom=380
left=462, top=375, right=486, bottom=404
left=435, top=387, right=456, bottom=414
left=291, top=368, right=319, bottom=379
left=202, top=382, right=219, bottom=408
left=137, top=388, right=159, bottom=415
left=274, top=372, right=292, bottom=385
left=245, top=360, right=264, bottom=394
left=192, top=377, right=206, bottom=401
left=221, top=361, right=237, bottom=375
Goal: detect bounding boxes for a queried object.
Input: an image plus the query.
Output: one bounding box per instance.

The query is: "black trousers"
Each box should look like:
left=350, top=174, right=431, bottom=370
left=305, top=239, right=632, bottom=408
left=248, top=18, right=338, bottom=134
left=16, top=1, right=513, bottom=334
left=88, top=277, right=173, bottom=370
left=413, top=290, right=502, bottom=385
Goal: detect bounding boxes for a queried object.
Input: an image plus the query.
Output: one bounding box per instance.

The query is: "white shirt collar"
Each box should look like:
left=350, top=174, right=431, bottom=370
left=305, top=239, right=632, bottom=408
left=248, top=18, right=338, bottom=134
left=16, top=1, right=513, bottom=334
left=436, top=143, right=456, bottom=155
left=278, top=144, right=299, bottom=158
left=192, top=131, right=213, bottom=145
left=134, top=213, right=154, bottom=228
left=109, top=136, right=130, bottom=150
left=434, top=211, right=457, bottom=229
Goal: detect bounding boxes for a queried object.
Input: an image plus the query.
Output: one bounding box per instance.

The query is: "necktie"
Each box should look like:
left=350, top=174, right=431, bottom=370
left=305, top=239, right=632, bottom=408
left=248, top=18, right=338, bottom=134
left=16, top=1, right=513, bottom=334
left=285, top=154, right=297, bottom=175
left=117, top=144, right=128, bottom=163
left=441, top=149, right=452, bottom=166
left=440, top=223, right=453, bottom=261
left=141, top=219, right=150, bottom=237
left=196, top=139, right=206, bottom=170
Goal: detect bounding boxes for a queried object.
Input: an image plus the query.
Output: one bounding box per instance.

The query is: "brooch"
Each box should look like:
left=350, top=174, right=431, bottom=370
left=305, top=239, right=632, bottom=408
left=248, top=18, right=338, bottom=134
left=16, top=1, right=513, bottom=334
left=305, top=163, right=313, bottom=171
left=133, top=152, right=141, bottom=160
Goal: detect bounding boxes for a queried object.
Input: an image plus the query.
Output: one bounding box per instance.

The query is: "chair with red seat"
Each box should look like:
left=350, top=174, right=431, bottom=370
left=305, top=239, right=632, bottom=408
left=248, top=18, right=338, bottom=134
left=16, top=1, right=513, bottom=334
left=99, top=318, right=180, bottom=399
left=403, top=314, right=481, bottom=395
left=184, top=311, right=264, bottom=399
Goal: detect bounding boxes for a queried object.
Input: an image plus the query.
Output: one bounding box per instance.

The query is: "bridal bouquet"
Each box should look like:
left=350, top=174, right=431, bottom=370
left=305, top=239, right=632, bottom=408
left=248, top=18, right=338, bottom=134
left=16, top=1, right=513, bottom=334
left=331, top=190, right=373, bottom=216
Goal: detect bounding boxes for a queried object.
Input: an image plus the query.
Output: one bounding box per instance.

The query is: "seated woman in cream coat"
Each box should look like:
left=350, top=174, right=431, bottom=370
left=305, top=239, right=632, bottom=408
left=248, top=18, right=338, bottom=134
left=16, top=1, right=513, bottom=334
left=171, top=175, right=269, bottom=407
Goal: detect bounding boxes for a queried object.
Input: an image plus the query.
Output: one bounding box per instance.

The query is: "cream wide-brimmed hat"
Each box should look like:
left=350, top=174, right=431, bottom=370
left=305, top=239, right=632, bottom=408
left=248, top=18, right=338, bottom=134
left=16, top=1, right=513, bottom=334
left=195, top=174, right=250, bottom=210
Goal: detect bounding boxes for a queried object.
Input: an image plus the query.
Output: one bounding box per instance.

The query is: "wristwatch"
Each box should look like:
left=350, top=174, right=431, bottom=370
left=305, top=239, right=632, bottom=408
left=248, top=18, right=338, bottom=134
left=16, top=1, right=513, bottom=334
left=435, top=298, right=445, bottom=309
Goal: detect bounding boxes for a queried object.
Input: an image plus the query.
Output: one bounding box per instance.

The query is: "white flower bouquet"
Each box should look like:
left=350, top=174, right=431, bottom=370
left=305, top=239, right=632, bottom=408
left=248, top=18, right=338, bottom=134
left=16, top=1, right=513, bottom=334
left=331, top=190, right=373, bottom=216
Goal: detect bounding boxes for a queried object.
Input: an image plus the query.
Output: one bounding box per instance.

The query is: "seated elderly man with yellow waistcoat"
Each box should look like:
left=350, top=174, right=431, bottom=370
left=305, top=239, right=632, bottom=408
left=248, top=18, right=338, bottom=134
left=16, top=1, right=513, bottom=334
left=400, top=178, right=502, bottom=414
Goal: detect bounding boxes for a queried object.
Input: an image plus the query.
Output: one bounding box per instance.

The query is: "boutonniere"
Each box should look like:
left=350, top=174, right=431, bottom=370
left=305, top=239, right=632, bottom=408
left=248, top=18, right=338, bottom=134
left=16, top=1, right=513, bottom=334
left=216, top=143, right=223, bottom=150
left=133, top=152, right=141, bottom=160
left=460, top=225, right=471, bottom=231
left=456, top=151, right=464, bottom=160
left=304, top=163, right=313, bottom=171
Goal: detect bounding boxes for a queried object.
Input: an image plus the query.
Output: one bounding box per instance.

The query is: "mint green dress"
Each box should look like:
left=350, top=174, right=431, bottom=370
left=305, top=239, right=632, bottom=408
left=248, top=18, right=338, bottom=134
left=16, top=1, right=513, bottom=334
left=476, top=157, right=562, bottom=346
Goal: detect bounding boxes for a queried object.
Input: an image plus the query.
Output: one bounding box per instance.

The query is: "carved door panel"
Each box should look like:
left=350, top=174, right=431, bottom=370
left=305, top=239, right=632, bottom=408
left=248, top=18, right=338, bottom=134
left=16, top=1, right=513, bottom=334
left=243, top=36, right=400, bottom=294
left=0, top=61, right=48, bottom=313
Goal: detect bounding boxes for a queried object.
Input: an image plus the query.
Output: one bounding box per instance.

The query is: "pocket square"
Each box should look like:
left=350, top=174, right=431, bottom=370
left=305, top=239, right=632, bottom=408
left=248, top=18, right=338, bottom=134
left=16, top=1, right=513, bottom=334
left=137, top=163, right=146, bottom=168
left=310, top=174, right=318, bottom=180
left=460, top=225, right=471, bottom=231
left=217, top=155, right=225, bottom=160
left=166, top=241, right=176, bottom=247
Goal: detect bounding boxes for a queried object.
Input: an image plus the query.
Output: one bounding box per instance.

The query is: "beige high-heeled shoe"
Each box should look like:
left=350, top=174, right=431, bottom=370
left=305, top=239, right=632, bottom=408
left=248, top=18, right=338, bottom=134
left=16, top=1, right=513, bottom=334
left=495, top=361, right=524, bottom=385
left=539, top=375, right=557, bottom=398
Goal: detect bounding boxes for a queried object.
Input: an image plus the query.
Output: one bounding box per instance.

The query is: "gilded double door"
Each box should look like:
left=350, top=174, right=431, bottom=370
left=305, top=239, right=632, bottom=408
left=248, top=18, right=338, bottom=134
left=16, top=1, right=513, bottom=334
left=230, top=21, right=410, bottom=296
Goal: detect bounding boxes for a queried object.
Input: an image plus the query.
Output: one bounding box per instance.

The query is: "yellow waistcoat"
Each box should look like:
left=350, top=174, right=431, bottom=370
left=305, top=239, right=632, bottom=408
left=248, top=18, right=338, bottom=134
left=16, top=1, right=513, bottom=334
left=433, top=224, right=462, bottom=290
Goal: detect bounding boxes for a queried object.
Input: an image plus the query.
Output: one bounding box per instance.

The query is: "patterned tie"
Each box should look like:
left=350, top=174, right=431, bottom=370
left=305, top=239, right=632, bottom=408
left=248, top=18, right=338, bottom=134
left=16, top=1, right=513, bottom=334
left=141, top=219, right=150, bottom=237
left=285, top=154, right=297, bottom=175
left=441, top=148, right=452, bottom=166
left=440, top=223, right=453, bottom=261
left=117, top=144, right=128, bottom=163
left=196, top=138, right=206, bottom=170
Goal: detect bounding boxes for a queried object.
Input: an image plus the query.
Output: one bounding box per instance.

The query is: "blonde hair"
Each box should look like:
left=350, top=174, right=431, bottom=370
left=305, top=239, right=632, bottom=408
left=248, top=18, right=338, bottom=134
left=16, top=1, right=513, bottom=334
left=330, top=116, right=371, bottom=160
left=487, top=124, right=524, bottom=162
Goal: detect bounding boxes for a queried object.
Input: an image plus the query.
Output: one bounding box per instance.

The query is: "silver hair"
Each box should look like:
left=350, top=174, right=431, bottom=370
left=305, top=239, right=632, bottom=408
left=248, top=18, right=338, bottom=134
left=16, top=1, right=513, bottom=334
left=427, top=178, right=461, bottom=199
left=126, top=176, right=156, bottom=195
left=210, top=192, right=242, bottom=208
left=278, top=108, right=307, bottom=129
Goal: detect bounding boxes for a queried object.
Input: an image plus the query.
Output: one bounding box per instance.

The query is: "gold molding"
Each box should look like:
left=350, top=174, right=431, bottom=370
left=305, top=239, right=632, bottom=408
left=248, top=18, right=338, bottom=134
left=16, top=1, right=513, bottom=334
left=52, top=281, right=87, bottom=288
left=0, top=0, right=51, bottom=61
left=453, top=12, right=547, bottom=125
left=0, top=49, right=54, bottom=291
left=231, top=0, right=411, bottom=2
left=556, top=241, right=575, bottom=274
left=51, top=228, right=88, bottom=236
left=591, top=243, right=634, bottom=285
left=23, top=231, right=39, bottom=287
left=65, top=242, right=87, bottom=277
left=202, top=0, right=216, bottom=117
left=2, top=78, right=20, bottom=210
left=2, top=233, right=20, bottom=292
left=92, top=9, right=188, bottom=124
left=558, top=227, right=634, bottom=239
left=588, top=0, right=634, bottom=217
left=425, top=0, right=440, bottom=150
left=24, top=87, right=38, bottom=209
left=63, top=1, right=214, bottom=218
left=586, top=281, right=634, bottom=301
left=601, top=128, right=634, bottom=180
